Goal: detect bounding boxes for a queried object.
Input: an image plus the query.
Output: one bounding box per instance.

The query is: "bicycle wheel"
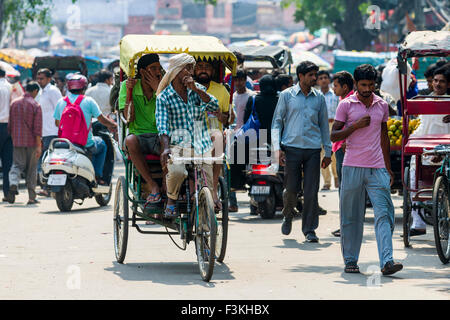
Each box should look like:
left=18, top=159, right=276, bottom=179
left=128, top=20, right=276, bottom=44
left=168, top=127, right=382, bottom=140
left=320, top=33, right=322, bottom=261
left=195, top=186, right=217, bottom=282
left=114, top=176, right=129, bottom=263
left=216, top=176, right=229, bottom=263
left=432, top=176, right=450, bottom=264
left=403, top=166, right=413, bottom=247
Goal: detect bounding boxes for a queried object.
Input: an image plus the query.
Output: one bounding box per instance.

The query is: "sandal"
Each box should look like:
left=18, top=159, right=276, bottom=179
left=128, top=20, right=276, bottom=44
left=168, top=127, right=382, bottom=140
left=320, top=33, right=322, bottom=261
left=344, top=263, right=360, bottom=273
left=164, top=204, right=179, bottom=219
left=145, top=192, right=162, bottom=205
left=27, top=199, right=40, bottom=205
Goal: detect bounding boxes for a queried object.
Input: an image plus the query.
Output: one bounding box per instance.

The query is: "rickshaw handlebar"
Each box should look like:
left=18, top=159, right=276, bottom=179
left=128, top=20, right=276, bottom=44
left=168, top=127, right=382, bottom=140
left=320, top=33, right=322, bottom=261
left=423, top=145, right=450, bottom=155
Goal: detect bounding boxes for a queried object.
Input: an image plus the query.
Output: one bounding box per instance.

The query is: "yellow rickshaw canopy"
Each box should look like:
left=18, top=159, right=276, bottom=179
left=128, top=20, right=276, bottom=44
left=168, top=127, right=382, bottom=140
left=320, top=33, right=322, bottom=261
left=119, top=35, right=237, bottom=78
left=0, top=48, right=34, bottom=69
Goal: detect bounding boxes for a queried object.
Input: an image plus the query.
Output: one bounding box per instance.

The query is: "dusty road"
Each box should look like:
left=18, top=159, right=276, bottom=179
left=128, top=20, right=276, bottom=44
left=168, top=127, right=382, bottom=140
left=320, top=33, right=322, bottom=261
left=0, top=164, right=448, bottom=300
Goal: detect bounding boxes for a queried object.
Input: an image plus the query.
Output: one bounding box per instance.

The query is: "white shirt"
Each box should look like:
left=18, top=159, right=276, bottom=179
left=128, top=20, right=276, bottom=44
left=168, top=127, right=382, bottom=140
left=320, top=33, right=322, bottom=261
left=0, top=78, right=12, bottom=123
left=233, top=88, right=255, bottom=129
left=36, top=83, right=63, bottom=137
left=85, top=82, right=112, bottom=116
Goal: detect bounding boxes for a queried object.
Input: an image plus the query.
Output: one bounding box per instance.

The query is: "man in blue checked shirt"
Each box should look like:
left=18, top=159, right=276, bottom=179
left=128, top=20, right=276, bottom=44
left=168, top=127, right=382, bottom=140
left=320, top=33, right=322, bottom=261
left=155, top=53, right=220, bottom=218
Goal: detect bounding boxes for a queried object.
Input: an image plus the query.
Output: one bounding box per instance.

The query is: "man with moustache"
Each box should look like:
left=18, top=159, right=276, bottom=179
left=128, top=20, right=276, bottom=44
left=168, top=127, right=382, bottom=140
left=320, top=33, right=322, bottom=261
left=271, top=61, right=332, bottom=242
left=331, top=64, right=402, bottom=276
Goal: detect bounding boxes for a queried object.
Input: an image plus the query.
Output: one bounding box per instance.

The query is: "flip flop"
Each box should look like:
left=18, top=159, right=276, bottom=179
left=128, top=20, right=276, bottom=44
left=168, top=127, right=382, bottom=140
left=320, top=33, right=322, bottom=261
left=27, top=199, right=40, bottom=205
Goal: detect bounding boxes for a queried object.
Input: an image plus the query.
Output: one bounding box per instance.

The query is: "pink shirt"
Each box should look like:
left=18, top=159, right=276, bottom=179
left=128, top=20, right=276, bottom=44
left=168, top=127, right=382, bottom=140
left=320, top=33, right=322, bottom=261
left=334, top=92, right=389, bottom=168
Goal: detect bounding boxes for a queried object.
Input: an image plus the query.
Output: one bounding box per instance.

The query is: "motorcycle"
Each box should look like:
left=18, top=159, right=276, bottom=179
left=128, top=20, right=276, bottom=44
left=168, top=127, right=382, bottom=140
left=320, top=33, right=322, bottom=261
left=41, top=123, right=115, bottom=212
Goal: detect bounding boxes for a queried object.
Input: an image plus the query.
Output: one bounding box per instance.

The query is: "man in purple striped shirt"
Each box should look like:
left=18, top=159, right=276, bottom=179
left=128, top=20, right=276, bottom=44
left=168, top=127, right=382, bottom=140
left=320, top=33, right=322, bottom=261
left=6, top=82, right=42, bottom=204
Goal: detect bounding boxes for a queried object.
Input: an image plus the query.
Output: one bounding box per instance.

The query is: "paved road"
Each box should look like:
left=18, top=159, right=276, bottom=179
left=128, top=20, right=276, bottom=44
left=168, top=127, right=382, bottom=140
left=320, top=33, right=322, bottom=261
left=0, top=163, right=448, bottom=299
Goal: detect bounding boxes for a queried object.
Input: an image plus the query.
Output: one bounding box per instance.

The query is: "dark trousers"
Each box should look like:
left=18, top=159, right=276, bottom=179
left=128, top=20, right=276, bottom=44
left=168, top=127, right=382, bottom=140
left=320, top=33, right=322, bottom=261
left=282, top=147, right=321, bottom=235
left=335, top=147, right=345, bottom=186
left=0, top=123, right=13, bottom=198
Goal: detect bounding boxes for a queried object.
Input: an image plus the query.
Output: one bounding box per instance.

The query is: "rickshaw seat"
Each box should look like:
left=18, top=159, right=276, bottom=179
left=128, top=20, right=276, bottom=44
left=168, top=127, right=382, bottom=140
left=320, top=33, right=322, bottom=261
left=404, top=136, right=450, bottom=155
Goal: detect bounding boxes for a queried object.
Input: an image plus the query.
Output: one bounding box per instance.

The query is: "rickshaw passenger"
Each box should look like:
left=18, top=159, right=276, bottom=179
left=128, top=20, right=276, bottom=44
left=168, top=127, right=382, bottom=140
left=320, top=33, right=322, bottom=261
left=118, top=54, right=163, bottom=204
left=194, top=58, right=234, bottom=210
left=156, top=53, right=219, bottom=218
left=408, top=65, right=450, bottom=236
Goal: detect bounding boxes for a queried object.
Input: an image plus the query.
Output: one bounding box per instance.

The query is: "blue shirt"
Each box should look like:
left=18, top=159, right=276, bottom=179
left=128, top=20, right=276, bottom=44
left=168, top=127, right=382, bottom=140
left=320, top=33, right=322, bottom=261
left=271, top=84, right=332, bottom=157
left=53, top=93, right=102, bottom=148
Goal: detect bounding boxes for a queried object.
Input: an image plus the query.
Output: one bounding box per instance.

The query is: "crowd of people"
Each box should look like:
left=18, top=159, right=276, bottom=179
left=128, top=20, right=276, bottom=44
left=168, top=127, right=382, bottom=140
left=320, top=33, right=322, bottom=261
left=0, top=49, right=448, bottom=276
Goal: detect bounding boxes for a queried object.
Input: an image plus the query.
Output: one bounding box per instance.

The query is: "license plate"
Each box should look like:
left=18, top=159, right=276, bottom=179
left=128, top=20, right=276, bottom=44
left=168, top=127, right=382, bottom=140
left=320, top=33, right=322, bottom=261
left=250, top=186, right=271, bottom=195
left=48, top=174, right=67, bottom=186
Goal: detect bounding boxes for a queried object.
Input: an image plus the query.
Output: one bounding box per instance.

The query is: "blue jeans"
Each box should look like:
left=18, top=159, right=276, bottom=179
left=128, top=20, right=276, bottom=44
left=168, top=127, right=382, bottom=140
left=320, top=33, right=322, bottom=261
left=340, top=166, right=395, bottom=268
left=89, top=136, right=107, bottom=178
left=335, top=147, right=344, bottom=186
left=0, top=123, right=13, bottom=198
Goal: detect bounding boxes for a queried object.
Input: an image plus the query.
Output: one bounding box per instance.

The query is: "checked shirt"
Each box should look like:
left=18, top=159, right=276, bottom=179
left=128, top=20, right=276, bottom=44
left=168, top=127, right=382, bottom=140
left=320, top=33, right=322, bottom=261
left=156, top=83, right=219, bottom=154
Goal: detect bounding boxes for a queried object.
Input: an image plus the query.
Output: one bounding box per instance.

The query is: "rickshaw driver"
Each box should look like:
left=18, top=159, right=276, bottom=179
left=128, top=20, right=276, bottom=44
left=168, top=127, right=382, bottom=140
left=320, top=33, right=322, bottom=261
left=194, top=58, right=235, bottom=211
left=156, top=53, right=220, bottom=218
left=408, top=65, right=450, bottom=236
left=118, top=54, right=163, bottom=204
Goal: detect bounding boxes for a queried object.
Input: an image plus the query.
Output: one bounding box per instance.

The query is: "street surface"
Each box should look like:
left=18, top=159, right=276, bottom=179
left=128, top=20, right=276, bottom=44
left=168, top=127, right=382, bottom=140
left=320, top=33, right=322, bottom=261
left=0, top=163, right=448, bottom=299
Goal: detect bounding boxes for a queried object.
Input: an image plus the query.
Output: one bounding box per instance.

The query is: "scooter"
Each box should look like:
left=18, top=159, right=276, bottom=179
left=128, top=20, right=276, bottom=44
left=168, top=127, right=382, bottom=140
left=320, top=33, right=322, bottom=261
left=41, top=124, right=115, bottom=212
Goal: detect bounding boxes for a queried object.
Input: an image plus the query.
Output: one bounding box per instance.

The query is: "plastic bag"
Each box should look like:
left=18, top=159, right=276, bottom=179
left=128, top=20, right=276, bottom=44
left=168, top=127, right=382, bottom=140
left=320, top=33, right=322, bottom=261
left=380, top=58, right=411, bottom=102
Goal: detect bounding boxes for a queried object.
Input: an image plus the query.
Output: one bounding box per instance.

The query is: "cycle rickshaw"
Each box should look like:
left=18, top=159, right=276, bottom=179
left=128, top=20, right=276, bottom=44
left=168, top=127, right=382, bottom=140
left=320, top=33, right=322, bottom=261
left=113, top=35, right=237, bottom=281
left=399, top=30, right=450, bottom=264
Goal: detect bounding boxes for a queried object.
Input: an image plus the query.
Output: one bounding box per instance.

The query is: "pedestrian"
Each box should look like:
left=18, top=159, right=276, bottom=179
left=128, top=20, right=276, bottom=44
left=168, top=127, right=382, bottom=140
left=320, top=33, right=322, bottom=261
left=275, top=74, right=294, bottom=93
left=0, top=67, right=13, bottom=202
left=317, top=70, right=339, bottom=190
left=85, top=69, right=114, bottom=118
left=331, top=64, right=403, bottom=276
left=35, top=68, right=63, bottom=197
left=6, top=82, right=42, bottom=204
left=272, top=61, right=332, bottom=243
left=329, top=71, right=355, bottom=238
left=228, top=68, right=256, bottom=212
left=224, top=51, right=254, bottom=90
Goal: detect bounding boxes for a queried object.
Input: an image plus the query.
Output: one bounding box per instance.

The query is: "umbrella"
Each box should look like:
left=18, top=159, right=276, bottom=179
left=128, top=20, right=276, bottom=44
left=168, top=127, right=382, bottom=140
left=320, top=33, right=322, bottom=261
left=0, top=61, right=20, bottom=77
left=292, top=51, right=331, bottom=70
left=289, top=31, right=315, bottom=44
left=245, top=39, right=269, bottom=47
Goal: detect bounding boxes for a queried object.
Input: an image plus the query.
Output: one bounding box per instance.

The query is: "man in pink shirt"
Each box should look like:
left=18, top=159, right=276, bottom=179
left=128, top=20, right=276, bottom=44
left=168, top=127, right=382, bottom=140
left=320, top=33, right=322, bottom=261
left=331, top=64, right=403, bottom=276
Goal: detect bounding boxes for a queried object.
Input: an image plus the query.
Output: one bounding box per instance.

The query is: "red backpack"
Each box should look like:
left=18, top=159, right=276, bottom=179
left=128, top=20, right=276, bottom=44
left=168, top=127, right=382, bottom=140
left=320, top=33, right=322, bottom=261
left=58, top=95, right=89, bottom=146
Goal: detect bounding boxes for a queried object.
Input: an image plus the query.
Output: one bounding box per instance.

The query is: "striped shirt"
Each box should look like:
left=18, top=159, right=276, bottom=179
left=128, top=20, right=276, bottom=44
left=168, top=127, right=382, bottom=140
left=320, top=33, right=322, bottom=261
left=156, top=83, right=219, bottom=154
left=8, top=93, right=42, bottom=147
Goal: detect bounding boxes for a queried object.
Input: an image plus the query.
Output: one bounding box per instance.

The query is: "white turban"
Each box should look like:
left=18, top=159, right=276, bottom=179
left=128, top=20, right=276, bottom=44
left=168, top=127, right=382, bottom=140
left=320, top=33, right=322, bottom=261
left=156, top=53, right=196, bottom=95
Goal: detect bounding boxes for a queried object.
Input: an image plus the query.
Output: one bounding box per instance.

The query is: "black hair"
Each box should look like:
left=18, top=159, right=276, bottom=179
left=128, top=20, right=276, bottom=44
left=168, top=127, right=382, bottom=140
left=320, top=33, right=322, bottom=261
left=434, top=65, right=450, bottom=83
left=317, top=70, right=331, bottom=79
left=69, top=88, right=84, bottom=95
left=332, top=71, right=354, bottom=91
left=235, top=68, right=247, bottom=80
left=296, top=61, right=319, bottom=76
left=37, top=68, right=52, bottom=78
left=97, top=69, right=113, bottom=83
left=137, top=54, right=160, bottom=77
left=0, top=68, right=5, bottom=77
left=275, top=74, right=293, bottom=91
left=354, top=64, right=377, bottom=82
left=233, top=51, right=244, bottom=65
left=26, top=81, right=40, bottom=92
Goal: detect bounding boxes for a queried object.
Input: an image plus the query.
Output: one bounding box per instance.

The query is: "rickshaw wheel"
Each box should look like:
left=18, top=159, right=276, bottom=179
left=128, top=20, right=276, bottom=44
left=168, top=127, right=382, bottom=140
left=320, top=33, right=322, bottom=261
left=195, top=187, right=217, bottom=282
left=403, top=167, right=413, bottom=248
left=114, top=176, right=129, bottom=264
left=216, top=176, right=229, bottom=263
left=432, top=176, right=450, bottom=264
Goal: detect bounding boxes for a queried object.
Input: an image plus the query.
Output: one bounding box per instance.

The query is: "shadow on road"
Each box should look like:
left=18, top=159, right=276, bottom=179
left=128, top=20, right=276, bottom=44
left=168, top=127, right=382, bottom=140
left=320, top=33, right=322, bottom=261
left=39, top=205, right=111, bottom=215
left=105, top=261, right=235, bottom=286
left=275, top=239, right=333, bottom=251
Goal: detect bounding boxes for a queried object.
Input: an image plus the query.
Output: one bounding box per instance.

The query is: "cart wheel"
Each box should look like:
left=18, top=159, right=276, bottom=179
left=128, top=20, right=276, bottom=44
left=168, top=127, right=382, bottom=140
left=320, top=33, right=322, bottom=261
left=114, top=176, right=129, bottom=263
left=216, top=176, right=229, bottom=263
left=403, top=167, right=413, bottom=247
left=432, top=176, right=450, bottom=264
left=195, top=187, right=217, bottom=282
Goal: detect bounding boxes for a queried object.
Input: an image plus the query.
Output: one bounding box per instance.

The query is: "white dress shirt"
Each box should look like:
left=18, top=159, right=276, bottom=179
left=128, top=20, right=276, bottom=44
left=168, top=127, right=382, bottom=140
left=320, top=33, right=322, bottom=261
left=36, top=83, right=63, bottom=137
left=0, top=78, right=12, bottom=123
left=85, top=82, right=112, bottom=116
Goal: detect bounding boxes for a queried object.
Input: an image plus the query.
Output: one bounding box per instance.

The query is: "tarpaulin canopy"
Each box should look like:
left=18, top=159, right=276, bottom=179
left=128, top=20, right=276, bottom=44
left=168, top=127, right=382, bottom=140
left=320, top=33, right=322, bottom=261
left=119, top=35, right=237, bottom=78
left=226, top=45, right=293, bottom=69
left=399, top=31, right=450, bottom=58
left=0, top=48, right=34, bottom=69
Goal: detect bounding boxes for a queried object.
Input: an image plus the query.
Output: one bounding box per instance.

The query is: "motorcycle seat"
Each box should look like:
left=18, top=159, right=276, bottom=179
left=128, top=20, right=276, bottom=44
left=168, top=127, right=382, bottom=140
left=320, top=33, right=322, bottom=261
left=53, top=141, right=88, bottom=155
